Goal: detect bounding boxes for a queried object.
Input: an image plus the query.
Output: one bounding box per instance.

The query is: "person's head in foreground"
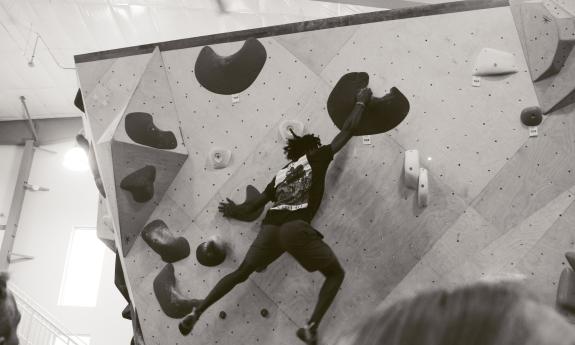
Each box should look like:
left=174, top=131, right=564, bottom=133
left=283, top=131, right=322, bottom=162
left=0, top=273, right=20, bottom=345
left=337, top=282, right=575, bottom=345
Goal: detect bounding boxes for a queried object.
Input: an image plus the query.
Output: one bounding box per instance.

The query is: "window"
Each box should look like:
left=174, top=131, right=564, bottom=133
left=58, top=227, right=104, bottom=307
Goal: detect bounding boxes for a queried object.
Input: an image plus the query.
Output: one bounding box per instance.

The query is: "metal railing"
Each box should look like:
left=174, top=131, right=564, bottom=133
left=8, top=283, right=89, bottom=345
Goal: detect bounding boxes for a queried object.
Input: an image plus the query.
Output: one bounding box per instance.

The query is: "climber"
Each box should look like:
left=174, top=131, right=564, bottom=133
left=179, top=88, right=373, bottom=345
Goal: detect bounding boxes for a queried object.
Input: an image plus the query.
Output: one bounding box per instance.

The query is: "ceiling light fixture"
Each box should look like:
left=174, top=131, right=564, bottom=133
left=27, top=33, right=75, bottom=70
left=63, top=146, right=89, bottom=172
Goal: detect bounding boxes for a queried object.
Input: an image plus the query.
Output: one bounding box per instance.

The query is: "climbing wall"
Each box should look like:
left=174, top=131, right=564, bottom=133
left=511, top=0, right=575, bottom=113
left=76, top=1, right=575, bottom=344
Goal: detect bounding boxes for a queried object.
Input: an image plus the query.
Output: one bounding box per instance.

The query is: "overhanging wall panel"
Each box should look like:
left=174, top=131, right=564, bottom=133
left=76, top=1, right=575, bottom=344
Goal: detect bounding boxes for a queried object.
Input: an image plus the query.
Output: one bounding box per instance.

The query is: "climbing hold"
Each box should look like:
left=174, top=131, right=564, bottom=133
left=122, top=304, right=132, bottom=320
left=260, top=308, right=269, bottom=318
left=141, top=219, right=190, bottom=263
left=418, top=168, right=429, bottom=208
left=279, top=120, right=305, bottom=142
left=196, top=236, right=227, bottom=267
left=74, top=88, right=84, bottom=113
left=208, top=147, right=232, bottom=169
left=114, top=252, right=130, bottom=303
left=195, top=38, right=267, bottom=95
left=520, top=106, right=543, bottom=127
left=120, top=165, right=156, bottom=203
left=473, top=48, right=518, bottom=76
left=327, top=72, right=410, bottom=135
left=125, top=112, right=178, bottom=150
left=76, top=134, right=107, bottom=198
left=219, top=311, right=227, bottom=319
left=153, top=264, right=200, bottom=318
left=404, top=150, right=420, bottom=190
left=557, top=267, right=575, bottom=311
left=566, top=252, right=575, bottom=271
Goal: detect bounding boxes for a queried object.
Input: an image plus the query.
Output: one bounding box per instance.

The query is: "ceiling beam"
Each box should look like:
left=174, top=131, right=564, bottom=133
left=0, top=117, right=83, bottom=146
left=311, top=0, right=426, bottom=9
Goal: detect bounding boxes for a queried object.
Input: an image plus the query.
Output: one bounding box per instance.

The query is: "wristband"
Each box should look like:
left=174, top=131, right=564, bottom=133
left=355, top=102, right=365, bottom=107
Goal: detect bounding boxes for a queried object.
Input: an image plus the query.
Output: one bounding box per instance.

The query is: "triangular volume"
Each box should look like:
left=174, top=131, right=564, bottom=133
left=82, top=53, right=152, bottom=143
left=113, top=47, right=186, bottom=155
left=111, top=140, right=187, bottom=256
left=274, top=25, right=358, bottom=76
left=520, top=1, right=575, bottom=82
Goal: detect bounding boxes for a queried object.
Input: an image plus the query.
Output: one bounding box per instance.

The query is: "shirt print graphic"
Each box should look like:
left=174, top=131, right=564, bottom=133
left=270, top=154, right=313, bottom=211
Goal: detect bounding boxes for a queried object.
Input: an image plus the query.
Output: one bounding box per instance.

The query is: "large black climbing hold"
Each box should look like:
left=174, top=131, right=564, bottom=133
left=153, top=264, right=200, bottom=318
left=195, top=38, right=267, bottom=95
left=141, top=219, right=190, bottom=263
left=239, top=185, right=266, bottom=222
left=76, top=134, right=107, bottom=198
left=520, top=106, right=543, bottom=126
left=74, top=89, right=84, bottom=113
left=115, top=251, right=130, bottom=303
left=327, top=72, right=410, bottom=135
left=120, top=165, right=156, bottom=203
left=122, top=304, right=132, bottom=320
left=125, top=112, right=178, bottom=150
left=566, top=252, right=575, bottom=271
left=196, top=238, right=226, bottom=267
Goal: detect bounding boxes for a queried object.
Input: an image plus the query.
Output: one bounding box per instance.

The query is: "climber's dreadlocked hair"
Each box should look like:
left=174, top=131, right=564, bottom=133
left=283, top=130, right=321, bottom=161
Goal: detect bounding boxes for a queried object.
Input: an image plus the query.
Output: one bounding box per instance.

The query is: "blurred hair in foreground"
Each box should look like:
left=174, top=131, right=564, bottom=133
left=336, top=282, right=575, bottom=345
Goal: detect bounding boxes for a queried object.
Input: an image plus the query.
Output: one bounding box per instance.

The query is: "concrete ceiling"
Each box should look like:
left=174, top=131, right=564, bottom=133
left=0, top=0, right=389, bottom=121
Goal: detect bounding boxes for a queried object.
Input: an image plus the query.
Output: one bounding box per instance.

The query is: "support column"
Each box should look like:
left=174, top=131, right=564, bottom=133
left=0, top=140, right=35, bottom=270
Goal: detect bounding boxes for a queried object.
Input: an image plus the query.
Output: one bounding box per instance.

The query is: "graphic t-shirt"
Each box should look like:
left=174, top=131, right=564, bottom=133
left=262, top=145, right=334, bottom=226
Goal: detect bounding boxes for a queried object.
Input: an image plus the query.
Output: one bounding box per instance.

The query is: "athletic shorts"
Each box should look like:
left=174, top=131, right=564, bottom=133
left=243, top=220, right=338, bottom=272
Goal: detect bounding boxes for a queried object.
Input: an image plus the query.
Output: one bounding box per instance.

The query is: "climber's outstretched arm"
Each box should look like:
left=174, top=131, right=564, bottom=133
left=218, top=192, right=271, bottom=221
left=330, top=88, right=372, bottom=154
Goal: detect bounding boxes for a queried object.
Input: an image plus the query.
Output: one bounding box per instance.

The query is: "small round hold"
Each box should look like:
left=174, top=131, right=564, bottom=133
left=520, top=106, right=542, bottom=126
left=219, top=311, right=227, bottom=319
left=196, top=237, right=226, bottom=267
left=260, top=308, right=269, bottom=318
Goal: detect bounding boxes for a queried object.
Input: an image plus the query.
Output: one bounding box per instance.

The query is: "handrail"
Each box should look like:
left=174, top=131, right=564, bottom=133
left=8, top=282, right=89, bottom=345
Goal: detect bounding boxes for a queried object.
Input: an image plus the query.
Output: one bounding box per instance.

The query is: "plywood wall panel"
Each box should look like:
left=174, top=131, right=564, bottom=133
left=273, top=25, right=359, bottom=76
left=161, top=38, right=319, bottom=220
left=321, top=7, right=538, bottom=203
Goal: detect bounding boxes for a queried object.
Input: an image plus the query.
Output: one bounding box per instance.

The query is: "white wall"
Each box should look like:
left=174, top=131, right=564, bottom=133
left=0, top=141, right=132, bottom=345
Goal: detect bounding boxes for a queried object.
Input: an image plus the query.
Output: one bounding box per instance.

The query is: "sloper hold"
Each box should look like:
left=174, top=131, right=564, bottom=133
left=195, top=38, right=267, bottom=95
left=520, top=106, right=543, bottom=126
left=141, top=219, right=190, bottom=263
left=153, top=264, right=200, bottom=318
left=327, top=72, right=410, bottom=135
left=196, top=237, right=227, bottom=267
left=120, top=165, right=156, bottom=203
left=473, top=48, right=518, bottom=76
left=125, top=112, right=177, bottom=150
